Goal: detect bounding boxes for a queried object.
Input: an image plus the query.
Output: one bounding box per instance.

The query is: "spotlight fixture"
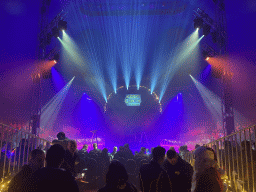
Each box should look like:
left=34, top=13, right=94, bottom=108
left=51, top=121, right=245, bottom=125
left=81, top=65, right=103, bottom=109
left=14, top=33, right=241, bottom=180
left=52, top=26, right=60, bottom=38
left=202, top=44, right=217, bottom=60
left=53, top=53, right=60, bottom=63
left=193, top=17, right=204, bottom=29
left=58, top=20, right=67, bottom=31
left=202, top=50, right=210, bottom=60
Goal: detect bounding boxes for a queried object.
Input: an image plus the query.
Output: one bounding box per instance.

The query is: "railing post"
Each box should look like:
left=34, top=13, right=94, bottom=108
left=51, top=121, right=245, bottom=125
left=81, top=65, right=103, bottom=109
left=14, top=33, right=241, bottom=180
left=13, top=129, right=19, bottom=173
left=230, top=135, right=235, bottom=189
left=239, top=131, right=245, bottom=190
left=220, top=139, right=224, bottom=170
left=7, top=129, right=14, bottom=176
left=244, top=129, right=250, bottom=191
left=249, top=127, right=255, bottom=192
left=0, top=124, right=3, bottom=160
left=216, top=141, right=220, bottom=166
left=2, top=125, right=8, bottom=179
left=235, top=133, right=239, bottom=183
left=17, top=132, right=22, bottom=172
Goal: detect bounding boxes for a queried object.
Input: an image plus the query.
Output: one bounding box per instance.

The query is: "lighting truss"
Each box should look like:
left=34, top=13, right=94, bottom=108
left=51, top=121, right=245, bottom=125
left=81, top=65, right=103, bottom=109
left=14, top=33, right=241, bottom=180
left=38, top=10, right=67, bottom=49
left=202, top=43, right=217, bottom=58
left=193, top=8, right=215, bottom=30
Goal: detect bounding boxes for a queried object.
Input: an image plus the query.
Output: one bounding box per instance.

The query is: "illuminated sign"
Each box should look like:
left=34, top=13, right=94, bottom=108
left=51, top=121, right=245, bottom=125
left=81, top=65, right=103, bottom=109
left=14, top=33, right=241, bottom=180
left=124, top=94, right=141, bottom=106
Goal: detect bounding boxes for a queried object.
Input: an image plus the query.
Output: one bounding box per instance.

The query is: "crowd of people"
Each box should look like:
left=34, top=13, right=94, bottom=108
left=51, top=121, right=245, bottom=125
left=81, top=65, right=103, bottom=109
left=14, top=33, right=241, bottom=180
left=6, top=131, right=227, bottom=192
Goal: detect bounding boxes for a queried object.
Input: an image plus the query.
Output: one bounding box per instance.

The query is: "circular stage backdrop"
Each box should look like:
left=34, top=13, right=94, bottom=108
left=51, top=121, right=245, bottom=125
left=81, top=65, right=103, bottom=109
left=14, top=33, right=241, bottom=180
left=104, top=85, right=162, bottom=136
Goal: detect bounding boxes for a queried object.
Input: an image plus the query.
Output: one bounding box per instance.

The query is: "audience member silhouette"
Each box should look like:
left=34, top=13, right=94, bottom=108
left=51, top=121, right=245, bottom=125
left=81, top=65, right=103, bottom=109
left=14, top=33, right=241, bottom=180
left=169, top=147, right=175, bottom=151
left=111, top=146, right=118, bottom=160
left=138, top=147, right=147, bottom=158
left=100, top=148, right=111, bottom=162
left=28, top=144, right=79, bottom=192
left=89, top=143, right=101, bottom=158
left=162, top=149, right=193, bottom=192
left=98, top=148, right=111, bottom=188
left=98, top=160, right=137, bottom=192
left=8, top=149, right=45, bottom=192
left=179, top=145, right=190, bottom=163
left=114, top=146, right=125, bottom=159
left=192, top=146, right=223, bottom=192
left=195, top=144, right=200, bottom=150
left=61, top=140, right=80, bottom=177
left=78, top=144, right=89, bottom=161
left=125, top=159, right=138, bottom=189
left=123, top=143, right=134, bottom=160
left=52, top=132, right=69, bottom=150
left=148, top=147, right=154, bottom=160
left=139, top=146, right=172, bottom=192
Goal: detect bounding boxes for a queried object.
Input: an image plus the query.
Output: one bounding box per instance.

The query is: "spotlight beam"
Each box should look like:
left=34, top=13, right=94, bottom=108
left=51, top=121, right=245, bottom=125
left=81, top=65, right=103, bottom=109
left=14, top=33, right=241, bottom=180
left=40, top=77, right=75, bottom=132
left=190, top=75, right=251, bottom=133
left=159, top=30, right=204, bottom=101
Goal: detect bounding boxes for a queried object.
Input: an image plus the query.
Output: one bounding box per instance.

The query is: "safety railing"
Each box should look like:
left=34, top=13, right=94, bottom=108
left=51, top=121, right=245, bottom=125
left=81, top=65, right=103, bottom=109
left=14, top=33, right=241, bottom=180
left=0, top=123, right=51, bottom=189
left=199, top=125, right=256, bottom=192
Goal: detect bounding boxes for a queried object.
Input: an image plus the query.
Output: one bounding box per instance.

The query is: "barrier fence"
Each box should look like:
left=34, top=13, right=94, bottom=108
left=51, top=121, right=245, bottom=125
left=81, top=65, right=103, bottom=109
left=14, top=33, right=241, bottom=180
left=0, top=123, right=51, bottom=188
left=202, top=125, right=256, bottom=192
left=0, top=122, right=256, bottom=191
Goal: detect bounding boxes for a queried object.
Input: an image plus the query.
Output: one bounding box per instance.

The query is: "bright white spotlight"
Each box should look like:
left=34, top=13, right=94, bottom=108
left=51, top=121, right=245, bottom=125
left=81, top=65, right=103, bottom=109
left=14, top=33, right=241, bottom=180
left=206, top=57, right=210, bottom=61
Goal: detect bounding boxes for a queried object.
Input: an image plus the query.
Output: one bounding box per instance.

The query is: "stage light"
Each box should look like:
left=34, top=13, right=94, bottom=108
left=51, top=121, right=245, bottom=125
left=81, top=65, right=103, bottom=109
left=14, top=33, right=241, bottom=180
left=51, top=53, right=60, bottom=64
left=193, top=17, right=204, bottom=29
left=52, top=26, right=60, bottom=38
left=58, top=20, right=67, bottom=31
left=206, top=57, right=210, bottom=61
left=202, top=50, right=209, bottom=60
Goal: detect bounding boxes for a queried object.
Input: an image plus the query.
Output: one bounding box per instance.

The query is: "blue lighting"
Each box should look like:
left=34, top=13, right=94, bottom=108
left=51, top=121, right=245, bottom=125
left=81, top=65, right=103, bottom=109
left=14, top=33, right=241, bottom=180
left=73, top=92, right=103, bottom=132
left=51, top=67, right=65, bottom=92
left=155, top=93, right=184, bottom=138
left=200, top=64, right=212, bottom=81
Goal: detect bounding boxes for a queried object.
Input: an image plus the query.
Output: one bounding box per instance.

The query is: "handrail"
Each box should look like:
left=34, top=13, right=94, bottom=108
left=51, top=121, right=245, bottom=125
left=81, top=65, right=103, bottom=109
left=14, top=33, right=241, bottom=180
left=205, top=124, right=256, bottom=145
left=0, top=123, right=51, bottom=143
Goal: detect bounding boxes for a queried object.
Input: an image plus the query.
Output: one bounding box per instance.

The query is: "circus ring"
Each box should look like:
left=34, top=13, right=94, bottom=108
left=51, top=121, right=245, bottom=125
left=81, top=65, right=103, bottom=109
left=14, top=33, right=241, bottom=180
left=103, top=85, right=162, bottom=148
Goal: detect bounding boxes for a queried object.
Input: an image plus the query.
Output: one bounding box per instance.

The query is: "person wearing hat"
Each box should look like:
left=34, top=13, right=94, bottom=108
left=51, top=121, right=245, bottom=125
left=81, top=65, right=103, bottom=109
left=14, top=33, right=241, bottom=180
left=191, top=146, right=223, bottom=192
left=162, top=149, right=193, bottom=192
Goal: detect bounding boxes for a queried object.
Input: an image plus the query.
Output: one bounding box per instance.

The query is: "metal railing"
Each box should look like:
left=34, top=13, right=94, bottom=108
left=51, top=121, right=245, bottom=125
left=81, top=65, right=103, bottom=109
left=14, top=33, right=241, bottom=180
left=0, top=123, right=51, bottom=185
left=191, top=125, right=256, bottom=192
